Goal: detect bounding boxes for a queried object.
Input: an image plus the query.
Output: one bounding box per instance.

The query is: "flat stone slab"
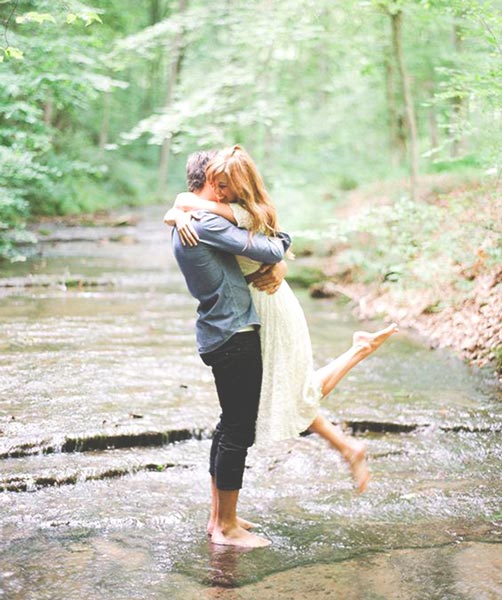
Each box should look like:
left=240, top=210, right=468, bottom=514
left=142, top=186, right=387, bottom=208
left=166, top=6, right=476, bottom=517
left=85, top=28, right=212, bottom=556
left=1, top=434, right=501, bottom=599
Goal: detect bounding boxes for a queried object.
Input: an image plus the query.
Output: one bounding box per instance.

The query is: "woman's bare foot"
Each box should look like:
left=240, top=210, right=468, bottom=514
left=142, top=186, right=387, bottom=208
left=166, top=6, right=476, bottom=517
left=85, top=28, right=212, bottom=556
left=353, top=323, right=399, bottom=356
left=207, top=516, right=257, bottom=536
left=342, top=442, right=371, bottom=494
left=211, top=525, right=271, bottom=548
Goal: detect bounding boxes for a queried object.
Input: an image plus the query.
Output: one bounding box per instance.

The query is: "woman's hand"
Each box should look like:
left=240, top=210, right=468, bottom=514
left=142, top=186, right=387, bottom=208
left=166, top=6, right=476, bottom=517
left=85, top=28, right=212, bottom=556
left=175, top=211, right=200, bottom=247
left=164, top=207, right=200, bottom=246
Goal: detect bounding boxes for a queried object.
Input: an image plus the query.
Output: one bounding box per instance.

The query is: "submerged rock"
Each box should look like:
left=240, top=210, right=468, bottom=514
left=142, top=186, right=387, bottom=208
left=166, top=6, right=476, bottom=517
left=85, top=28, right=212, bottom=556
left=309, top=281, right=342, bottom=298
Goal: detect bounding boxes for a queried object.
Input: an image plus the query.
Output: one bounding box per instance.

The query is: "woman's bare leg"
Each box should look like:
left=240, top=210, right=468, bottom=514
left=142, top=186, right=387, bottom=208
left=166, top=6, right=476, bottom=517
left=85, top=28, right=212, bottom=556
left=308, top=415, right=370, bottom=493
left=316, top=323, right=398, bottom=397
left=308, top=324, right=398, bottom=492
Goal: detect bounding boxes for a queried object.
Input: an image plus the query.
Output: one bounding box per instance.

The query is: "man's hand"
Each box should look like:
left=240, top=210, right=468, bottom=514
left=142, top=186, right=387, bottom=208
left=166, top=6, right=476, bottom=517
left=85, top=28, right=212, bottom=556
left=246, top=260, right=287, bottom=294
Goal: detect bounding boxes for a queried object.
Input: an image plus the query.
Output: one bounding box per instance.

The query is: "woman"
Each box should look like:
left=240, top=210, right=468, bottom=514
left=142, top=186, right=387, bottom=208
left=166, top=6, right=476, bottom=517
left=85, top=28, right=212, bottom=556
left=166, top=145, right=398, bottom=493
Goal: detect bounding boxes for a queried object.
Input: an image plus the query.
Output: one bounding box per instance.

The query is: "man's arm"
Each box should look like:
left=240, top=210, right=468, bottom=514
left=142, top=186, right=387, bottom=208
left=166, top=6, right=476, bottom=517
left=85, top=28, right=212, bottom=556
left=195, top=213, right=291, bottom=264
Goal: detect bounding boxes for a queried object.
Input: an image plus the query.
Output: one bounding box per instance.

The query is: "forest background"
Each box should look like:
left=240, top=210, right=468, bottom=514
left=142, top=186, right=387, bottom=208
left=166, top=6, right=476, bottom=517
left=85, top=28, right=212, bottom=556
left=1, top=0, right=501, bottom=370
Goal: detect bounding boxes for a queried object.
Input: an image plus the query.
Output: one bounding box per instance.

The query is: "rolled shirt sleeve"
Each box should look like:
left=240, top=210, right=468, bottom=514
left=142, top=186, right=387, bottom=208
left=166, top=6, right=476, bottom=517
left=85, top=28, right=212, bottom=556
left=194, top=212, right=291, bottom=264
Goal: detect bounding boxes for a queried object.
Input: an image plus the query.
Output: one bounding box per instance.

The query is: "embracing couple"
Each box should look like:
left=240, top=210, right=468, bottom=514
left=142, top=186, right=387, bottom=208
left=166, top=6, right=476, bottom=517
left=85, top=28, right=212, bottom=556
left=164, top=146, right=398, bottom=548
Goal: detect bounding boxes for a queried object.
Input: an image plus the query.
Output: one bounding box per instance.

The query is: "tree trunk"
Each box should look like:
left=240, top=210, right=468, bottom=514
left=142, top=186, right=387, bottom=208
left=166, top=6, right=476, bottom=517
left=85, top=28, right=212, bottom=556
left=426, top=80, right=439, bottom=152
left=43, top=99, right=54, bottom=126
left=384, top=48, right=404, bottom=167
left=450, top=23, right=465, bottom=158
left=391, top=9, right=419, bottom=199
left=428, top=105, right=439, bottom=153
left=99, top=91, right=111, bottom=153
left=157, top=0, right=188, bottom=197
left=150, top=0, right=161, bottom=23
left=142, top=0, right=169, bottom=115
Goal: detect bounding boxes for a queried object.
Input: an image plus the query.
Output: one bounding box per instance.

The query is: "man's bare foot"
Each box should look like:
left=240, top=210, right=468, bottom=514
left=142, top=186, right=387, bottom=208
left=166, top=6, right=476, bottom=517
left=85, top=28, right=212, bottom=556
left=211, top=525, right=271, bottom=548
left=342, top=442, right=371, bottom=494
left=353, top=323, right=399, bottom=356
left=207, top=516, right=258, bottom=536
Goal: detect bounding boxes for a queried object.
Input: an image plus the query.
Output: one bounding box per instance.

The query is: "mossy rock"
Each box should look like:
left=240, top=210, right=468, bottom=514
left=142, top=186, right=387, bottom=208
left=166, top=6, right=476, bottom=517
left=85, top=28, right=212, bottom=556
left=286, top=264, right=324, bottom=288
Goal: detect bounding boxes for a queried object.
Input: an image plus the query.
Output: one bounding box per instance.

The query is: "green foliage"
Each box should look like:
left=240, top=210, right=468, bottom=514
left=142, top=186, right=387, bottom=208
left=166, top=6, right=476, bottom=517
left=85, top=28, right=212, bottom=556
left=1, top=45, right=24, bottom=60
left=322, top=185, right=501, bottom=294
left=112, top=0, right=502, bottom=189
left=494, top=347, right=502, bottom=372
left=427, top=155, right=481, bottom=173
left=53, top=154, right=158, bottom=214
left=0, top=0, right=132, bottom=259
left=15, top=11, right=56, bottom=24
left=2, top=0, right=502, bottom=264
left=334, top=197, right=449, bottom=285
left=0, top=189, right=33, bottom=261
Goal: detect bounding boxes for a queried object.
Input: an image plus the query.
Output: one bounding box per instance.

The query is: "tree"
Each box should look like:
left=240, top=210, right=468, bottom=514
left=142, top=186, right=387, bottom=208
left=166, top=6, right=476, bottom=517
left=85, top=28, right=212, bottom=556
left=158, top=0, right=189, bottom=195
left=3, top=0, right=502, bottom=263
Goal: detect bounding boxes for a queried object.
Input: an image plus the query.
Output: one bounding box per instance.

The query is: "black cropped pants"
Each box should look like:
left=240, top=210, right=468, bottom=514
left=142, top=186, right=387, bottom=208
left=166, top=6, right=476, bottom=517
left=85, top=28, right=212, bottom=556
left=200, top=330, right=262, bottom=491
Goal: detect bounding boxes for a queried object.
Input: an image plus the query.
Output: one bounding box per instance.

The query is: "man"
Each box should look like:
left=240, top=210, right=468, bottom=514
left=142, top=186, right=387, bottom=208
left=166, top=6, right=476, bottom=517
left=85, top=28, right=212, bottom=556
left=165, top=151, right=290, bottom=548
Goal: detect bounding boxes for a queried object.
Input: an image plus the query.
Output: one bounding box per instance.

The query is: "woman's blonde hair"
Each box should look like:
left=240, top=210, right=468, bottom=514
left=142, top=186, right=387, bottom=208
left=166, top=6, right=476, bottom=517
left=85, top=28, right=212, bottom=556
left=206, top=145, right=278, bottom=236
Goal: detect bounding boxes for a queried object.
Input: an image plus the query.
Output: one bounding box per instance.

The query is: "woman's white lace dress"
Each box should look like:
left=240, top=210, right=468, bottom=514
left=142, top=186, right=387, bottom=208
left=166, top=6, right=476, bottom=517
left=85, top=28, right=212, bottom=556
left=231, top=204, right=322, bottom=445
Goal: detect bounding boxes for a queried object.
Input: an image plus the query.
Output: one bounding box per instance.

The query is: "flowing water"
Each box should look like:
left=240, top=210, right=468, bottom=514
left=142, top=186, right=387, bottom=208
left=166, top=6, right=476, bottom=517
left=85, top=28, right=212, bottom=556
left=0, top=206, right=501, bottom=599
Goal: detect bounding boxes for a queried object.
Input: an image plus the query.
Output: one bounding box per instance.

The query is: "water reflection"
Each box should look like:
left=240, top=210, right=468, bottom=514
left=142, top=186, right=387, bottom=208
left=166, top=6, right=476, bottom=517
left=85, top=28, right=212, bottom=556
left=206, top=543, right=255, bottom=589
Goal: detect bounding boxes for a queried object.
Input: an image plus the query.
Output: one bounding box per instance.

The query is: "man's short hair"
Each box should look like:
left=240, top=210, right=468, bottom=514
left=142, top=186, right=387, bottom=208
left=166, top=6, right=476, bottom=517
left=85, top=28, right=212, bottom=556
left=186, top=150, right=217, bottom=192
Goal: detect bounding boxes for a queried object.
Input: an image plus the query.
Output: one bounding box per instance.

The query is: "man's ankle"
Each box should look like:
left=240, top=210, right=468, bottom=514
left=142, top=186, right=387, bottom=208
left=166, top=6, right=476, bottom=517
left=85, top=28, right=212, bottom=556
left=214, top=518, right=238, bottom=533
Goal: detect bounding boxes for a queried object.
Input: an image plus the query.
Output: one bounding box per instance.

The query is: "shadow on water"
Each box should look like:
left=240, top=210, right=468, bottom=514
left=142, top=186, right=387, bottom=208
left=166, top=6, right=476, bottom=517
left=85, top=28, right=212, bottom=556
left=1, top=205, right=501, bottom=599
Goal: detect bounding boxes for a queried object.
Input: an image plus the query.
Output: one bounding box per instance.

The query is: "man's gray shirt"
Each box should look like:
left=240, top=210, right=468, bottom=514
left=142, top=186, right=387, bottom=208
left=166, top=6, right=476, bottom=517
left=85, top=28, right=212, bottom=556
left=172, top=211, right=291, bottom=355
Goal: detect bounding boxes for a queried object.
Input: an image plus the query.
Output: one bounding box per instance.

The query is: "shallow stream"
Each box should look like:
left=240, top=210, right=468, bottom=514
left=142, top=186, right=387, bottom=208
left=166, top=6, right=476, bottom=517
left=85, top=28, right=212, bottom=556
left=0, top=206, right=501, bottom=599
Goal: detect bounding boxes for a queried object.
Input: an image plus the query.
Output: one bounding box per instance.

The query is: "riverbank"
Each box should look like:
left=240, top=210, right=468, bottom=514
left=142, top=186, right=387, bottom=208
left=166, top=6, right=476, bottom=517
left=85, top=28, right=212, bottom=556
left=305, top=176, right=502, bottom=378
left=330, top=267, right=502, bottom=377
